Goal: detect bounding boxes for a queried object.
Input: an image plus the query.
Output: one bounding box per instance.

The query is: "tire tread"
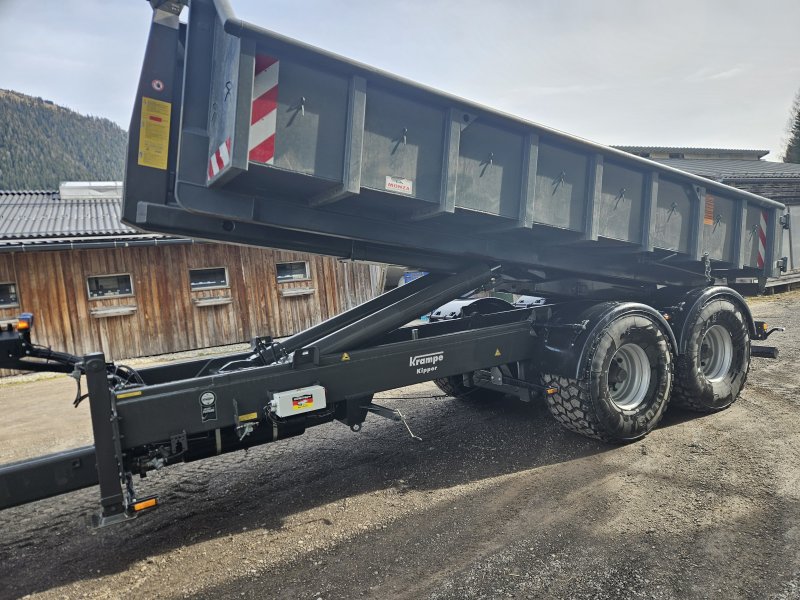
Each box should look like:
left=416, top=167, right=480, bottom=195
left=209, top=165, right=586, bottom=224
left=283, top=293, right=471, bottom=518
left=541, top=373, right=608, bottom=441
left=671, top=299, right=750, bottom=413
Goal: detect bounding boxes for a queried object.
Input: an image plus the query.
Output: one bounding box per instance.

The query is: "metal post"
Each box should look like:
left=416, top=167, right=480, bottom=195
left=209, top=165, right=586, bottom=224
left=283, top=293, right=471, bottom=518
left=85, top=353, right=127, bottom=524
left=691, top=185, right=706, bottom=262
left=409, top=108, right=462, bottom=220
left=309, top=75, right=367, bottom=206
left=640, top=172, right=658, bottom=253
left=517, top=133, right=539, bottom=229
left=584, top=154, right=603, bottom=241
left=733, top=198, right=747, bottom=269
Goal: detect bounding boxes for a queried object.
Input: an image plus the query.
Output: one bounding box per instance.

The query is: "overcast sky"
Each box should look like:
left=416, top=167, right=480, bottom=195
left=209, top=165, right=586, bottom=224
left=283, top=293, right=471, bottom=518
left=2, top=0, right=799, bottom=160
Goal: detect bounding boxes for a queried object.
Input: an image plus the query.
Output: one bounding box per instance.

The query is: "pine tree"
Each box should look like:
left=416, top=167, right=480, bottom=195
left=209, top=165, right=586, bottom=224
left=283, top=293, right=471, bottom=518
left=784, top=90, right=800, bottom=164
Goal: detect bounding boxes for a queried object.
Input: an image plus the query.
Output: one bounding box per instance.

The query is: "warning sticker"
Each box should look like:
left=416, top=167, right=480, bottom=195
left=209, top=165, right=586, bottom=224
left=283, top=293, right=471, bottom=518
left=704, top=194, right=715, bottom=225
left=138, top=97, right=171, bottom=170
left=385, top=176, right=413, bottom=195
left=292, top=394, right=314, bottom=411
left=199, top=391, right=217, bottom=422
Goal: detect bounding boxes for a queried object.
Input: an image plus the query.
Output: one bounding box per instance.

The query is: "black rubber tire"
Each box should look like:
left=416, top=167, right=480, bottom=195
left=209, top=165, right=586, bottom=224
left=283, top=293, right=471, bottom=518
left=433, top=376, right=505, bottom=402
left=542, top=313, right=673, bottom=443
left=672, top=298, right=750, bottom=412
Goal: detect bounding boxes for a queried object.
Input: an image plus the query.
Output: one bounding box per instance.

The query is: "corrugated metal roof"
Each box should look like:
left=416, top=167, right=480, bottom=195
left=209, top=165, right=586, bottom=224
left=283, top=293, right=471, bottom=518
left=615, top=146, right=770, bottom=158
left=0, top=186, right=139, bottom=240
left=651, top=158, right=800, bottom=180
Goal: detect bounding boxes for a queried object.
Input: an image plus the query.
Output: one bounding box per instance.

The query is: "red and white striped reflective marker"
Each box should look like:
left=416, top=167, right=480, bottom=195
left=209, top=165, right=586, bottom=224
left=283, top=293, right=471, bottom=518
left=207, top=137, right=231, bottom=180
left=249, top=55, right=279, bottom=165
left=757, top=210, right=767, bottom=269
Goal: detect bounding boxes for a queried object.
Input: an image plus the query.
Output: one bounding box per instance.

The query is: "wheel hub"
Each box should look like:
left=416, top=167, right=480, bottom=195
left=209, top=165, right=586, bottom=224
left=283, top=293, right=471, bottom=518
left=608, top=344, right=651, bottom=410
left=700, top=324, right=733, bottom=382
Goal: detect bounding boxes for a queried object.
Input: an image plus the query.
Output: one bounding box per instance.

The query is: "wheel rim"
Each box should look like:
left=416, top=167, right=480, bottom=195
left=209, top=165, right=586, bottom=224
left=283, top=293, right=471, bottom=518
left=700, top=324, right=733, bottom=382
left=608, top=343, right=651, bottom=410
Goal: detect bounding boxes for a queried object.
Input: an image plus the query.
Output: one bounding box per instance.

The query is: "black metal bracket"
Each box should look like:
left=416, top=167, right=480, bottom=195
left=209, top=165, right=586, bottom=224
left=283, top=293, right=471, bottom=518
left=363, top=402, right=402, bottom=422
left=85, top=353, right=129, bottom=527
left=753, top=321, right=785, bottom=341
left=471, top=367, right=557, bottom=402
left=532, top=319, right=589, bottom=346
left=335, top=396, right=370, bottom=431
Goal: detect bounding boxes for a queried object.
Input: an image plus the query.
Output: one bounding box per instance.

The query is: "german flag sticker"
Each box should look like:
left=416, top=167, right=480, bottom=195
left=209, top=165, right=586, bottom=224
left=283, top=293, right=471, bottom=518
left=292, top=394, right=314, bottom=411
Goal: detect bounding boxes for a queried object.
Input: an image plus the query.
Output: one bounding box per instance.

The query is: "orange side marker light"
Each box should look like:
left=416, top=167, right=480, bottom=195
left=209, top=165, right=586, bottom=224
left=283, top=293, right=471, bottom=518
left=132, top=497, right=158, bottom=512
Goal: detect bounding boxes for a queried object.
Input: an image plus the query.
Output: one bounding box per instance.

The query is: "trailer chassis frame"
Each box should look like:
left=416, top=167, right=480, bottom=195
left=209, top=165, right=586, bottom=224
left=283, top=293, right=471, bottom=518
left=0, top=264, right=783, bottom=523
left=0, top=264, right=544, bottom=520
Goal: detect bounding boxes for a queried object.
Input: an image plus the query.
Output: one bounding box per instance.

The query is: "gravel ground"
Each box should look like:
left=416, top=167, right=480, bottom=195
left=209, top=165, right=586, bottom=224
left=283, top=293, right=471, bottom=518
left=0, top=293, right=799, bottom=599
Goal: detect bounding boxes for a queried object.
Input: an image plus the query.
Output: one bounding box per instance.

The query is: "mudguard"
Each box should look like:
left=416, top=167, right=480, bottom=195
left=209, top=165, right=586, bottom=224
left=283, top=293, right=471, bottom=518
left=651, top=286, right=756, bottom=355
left=533, top=301, right=677, bottom=380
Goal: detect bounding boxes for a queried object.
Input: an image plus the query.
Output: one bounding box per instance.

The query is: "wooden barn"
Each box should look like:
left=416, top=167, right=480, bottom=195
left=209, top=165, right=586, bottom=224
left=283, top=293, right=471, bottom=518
left=0, top=182, right=384, bottom=367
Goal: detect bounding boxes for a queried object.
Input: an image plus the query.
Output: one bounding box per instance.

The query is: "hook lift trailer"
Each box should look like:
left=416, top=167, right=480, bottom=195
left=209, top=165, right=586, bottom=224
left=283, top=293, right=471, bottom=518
left=0, top=0, right=786, bottom=525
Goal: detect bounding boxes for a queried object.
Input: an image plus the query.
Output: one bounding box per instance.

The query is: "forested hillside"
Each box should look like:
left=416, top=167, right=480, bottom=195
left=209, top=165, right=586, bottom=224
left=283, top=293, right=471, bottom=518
left=0, top=90, right=127, bottom=189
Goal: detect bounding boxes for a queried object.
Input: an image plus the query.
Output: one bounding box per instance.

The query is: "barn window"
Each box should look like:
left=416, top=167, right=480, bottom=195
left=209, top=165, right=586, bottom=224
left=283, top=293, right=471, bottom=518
left=87, top=274, right=134, bottom=299
left=0, top=282, right=18, bottom=307
left=189, top=267, right=229, bottom=290
left=276, top=261, right=310, bottom=282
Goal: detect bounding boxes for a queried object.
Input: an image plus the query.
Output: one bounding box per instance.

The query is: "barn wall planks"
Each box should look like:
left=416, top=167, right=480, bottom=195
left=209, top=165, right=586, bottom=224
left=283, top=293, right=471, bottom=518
left=0, top=254, right=20, bottom=333
left=1, top=243, right=383, bottom=373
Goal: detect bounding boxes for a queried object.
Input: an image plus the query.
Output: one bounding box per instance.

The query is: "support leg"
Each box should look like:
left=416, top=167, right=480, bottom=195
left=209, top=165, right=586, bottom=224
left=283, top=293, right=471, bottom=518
left=85, top=353, right=127, bottom=526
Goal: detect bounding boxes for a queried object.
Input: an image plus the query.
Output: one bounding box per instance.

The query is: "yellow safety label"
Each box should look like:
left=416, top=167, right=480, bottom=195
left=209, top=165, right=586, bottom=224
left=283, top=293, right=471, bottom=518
left=494, top=348, right=502, bottom=357
left=341, top=352, right=350, bottom=362
left=138, top=97, right=171, bottom=170
left=239, top=412, right=258, bottom=422
left=116, top=390, right=143, bottom=399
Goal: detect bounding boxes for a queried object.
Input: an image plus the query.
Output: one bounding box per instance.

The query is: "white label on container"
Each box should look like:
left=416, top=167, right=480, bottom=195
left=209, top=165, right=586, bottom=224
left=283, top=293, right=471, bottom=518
left=385, top=176, right=413, bottom=195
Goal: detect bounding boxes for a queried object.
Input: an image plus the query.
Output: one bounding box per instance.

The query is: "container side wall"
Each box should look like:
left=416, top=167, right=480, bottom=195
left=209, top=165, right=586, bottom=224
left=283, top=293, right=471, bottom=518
left=455, top=120, right=523, bottom=219
left=362, top=89, right=445, bottom=203
left=532, top=141, right=588, bottom=231
left=598, top=162, right=645, bottom=243
left=653, top=179, right=693, bottom=254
